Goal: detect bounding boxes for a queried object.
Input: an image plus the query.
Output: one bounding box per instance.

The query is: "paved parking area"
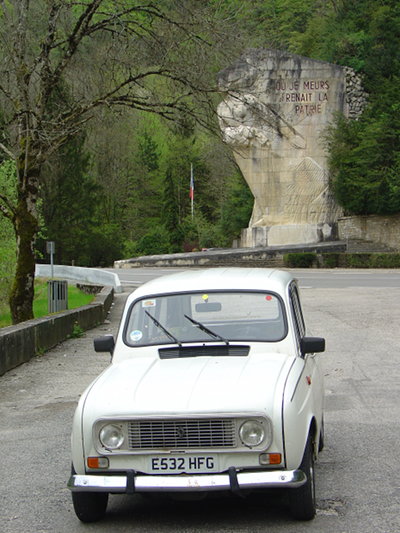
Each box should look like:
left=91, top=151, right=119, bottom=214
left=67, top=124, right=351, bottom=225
left=1, top=281, right=399, bottom=533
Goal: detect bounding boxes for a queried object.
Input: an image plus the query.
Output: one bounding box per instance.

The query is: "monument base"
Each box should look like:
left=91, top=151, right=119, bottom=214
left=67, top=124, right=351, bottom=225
left=240, top=223, right=338, bottom=248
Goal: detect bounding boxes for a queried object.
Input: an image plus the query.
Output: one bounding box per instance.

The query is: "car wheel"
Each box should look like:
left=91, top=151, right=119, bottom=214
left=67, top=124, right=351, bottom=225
left=289, top=435, right=316, bottom=521
left=318, top=418, right=325, bottom=452
left=71, top=465, right=108, bottom=522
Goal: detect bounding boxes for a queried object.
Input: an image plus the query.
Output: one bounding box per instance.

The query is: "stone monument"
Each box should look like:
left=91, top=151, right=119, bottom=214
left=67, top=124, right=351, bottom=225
left=218, top=49, right=366, bottom=247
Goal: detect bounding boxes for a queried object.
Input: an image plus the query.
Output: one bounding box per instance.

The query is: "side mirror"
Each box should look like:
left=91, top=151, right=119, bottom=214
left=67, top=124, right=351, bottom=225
left=301, top=336, right=325, bottom=355
left=94, top=335, right=115, bottom=354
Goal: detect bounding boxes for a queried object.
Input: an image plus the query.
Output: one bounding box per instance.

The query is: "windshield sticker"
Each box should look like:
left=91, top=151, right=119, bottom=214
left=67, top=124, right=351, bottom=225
left=265, top=295, right=273, bottom=301
left=202, top=294, right=209, bottom=302
left=130, top=330, right=143, bottom=342
left=142, top=299, right=156, bottom=308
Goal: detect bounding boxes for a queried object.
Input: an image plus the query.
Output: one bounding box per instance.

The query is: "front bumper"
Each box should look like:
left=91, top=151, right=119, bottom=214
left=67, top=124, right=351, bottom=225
left=68, top=468, right=306, bottom=493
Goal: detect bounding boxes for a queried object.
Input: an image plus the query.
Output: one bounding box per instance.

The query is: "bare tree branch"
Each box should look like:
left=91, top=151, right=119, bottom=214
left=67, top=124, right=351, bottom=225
left=0, top=192, right=16, bottom=221
left=36, top=2, right=64, bottom=109
left=0, top=142, right=16, bottom=160
left=51, top=0, right=103, bottom=83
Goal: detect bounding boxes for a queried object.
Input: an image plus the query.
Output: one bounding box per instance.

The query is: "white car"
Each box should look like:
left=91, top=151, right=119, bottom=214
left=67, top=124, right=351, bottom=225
left=68, top=268, right=325, bottom=522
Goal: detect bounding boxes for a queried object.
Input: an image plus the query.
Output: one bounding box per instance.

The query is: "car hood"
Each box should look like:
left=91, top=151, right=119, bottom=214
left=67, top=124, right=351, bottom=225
left=82, top=347, right=296, bottom=419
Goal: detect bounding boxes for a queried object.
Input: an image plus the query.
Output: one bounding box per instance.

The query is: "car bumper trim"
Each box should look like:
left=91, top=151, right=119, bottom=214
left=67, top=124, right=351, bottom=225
left=68, top=469, right=306, bottom=493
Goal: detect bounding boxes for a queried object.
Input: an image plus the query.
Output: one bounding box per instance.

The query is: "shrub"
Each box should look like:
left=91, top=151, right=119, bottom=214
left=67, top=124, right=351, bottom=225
left=283, top=253, right=317, bottom=268
left=345, top=253, right=400, bottom=268
left=135, top=226, right=171, bottom=256
left=319, top=253, right=340, bottom=268
left=369, top=253, right=400, bottom=268
left=345, top=253, right=372, bottom=268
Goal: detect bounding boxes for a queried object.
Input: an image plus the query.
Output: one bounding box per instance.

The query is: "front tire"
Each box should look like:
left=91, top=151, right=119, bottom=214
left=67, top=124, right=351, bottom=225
left=318, top=418, right=325, bottom=452
left=289, top=435, right=316, bottom=520
left=71, top=465, right=108, bottom=522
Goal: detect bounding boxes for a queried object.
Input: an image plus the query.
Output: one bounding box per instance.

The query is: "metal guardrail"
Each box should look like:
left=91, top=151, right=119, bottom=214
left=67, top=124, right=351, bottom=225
left=35, top=264, right=122, bottom=293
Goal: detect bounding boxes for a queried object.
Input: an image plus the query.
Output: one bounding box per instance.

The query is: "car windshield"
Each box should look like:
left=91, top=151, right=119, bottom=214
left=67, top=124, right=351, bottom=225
left=124, top=291, right=287, bottom=346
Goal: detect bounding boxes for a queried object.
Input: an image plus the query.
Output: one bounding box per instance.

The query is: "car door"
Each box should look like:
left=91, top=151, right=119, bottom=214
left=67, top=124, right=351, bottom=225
left=289, top=282, right=323, bottom=429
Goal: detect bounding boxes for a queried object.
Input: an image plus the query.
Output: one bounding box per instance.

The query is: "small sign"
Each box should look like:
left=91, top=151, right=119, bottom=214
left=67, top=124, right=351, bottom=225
left=46, top=241, right=55, bottom=254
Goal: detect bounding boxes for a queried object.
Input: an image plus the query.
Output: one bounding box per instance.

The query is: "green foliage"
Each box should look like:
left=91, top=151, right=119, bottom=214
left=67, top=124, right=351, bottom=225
left=369, top=253, right=400, bottom=268
left=38, top=135, right=97, bottom=263
left=162, top=166, right=184, bottom=252
left=137, top=131, right=159, bottom=173
left=219, top=171, right=254, bottom=244
left=193, top=215, right=223, bottom=249
left=343, top=253, right=400, bottom=268
left=87, top=223, right=126, bottom=267
left=34, top=105, right=253, bottom=263
left=319, top=253, right=340, bottom=268
left=38, top=134, right=126, bottom=267
left=69, top=322, right=84, bottom=339
left=180, top=213, right=225, bottom=251
left=326, top=108, right=400, bottom=215
left=128, top=128, right=164, bottom=238
left=133, top=226, right=171, bottom=256
left=295, top=1, right=400, bottom=217
left=281, top=252, right=400, bottom=269
left=0, top=160, right=16, bottom=308
left=5, top=0, right=399, bottom=276
left=283, top=253, right=317, bottom=268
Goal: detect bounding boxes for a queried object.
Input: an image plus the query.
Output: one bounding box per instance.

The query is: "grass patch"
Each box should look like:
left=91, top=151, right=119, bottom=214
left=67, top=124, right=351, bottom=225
left=0, top=279, right=95, bottom=328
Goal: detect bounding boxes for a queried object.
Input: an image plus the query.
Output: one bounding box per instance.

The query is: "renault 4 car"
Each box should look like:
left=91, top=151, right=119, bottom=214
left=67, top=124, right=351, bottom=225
left=68, top=268, right=325, bottom=522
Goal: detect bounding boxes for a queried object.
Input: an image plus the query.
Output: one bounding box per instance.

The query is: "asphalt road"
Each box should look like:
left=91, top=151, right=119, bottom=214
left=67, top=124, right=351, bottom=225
left=0, top=269, right=399, bottom=533
left=109, top=266, right=400, bottom=289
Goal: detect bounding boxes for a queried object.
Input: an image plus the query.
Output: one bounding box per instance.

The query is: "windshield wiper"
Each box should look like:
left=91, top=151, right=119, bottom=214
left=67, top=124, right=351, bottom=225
left=184, top=315, right=229, bottom=345
left=145, top=311, right=181, bottom=346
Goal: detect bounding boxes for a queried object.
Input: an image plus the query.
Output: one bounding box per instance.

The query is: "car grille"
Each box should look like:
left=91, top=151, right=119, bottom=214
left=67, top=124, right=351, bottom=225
left=128, top=418, right=237, bottom=451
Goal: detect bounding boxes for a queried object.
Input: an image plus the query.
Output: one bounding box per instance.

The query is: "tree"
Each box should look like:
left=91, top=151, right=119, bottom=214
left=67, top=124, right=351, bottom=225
left=219, top=169, right=254, bottom=243
left=321, top=1, right=400, bottom=215
left=326, top=108, right=400, bottom=215
left=162, top=166, right=182, bottom=251
left=38, top=134, right=99, bottom=264
left=0, top=0, right=232, bottom=323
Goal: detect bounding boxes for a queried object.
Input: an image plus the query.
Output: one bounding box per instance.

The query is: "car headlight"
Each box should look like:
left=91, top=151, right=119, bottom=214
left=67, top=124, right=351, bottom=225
left=239, top=420, right=265, bottom=447
left=99, top=424, right=124, bottom=450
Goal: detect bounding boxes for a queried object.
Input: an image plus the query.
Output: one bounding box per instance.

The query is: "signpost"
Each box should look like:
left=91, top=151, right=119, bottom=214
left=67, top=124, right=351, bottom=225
left=45, top=241, right=68, bottom=313
left=46, top=241, right=55, bottom=279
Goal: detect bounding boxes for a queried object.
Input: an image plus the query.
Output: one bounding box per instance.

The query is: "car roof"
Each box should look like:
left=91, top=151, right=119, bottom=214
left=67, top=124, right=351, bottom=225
left=128, top=268, right=295, bottom=301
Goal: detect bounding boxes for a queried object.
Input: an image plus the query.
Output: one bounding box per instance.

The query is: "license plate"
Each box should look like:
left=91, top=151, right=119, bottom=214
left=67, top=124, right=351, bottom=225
left=148, top=455, right=217, bottom=474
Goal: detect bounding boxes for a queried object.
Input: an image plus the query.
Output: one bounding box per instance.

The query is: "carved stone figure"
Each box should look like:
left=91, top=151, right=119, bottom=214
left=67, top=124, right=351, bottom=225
left=218, top=49, right=365, bottom=246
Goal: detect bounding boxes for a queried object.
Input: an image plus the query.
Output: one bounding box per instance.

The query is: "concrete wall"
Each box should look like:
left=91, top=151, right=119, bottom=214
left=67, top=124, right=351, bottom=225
left=338, top=215, right=400, bottom=251
left=115, top=241, right=346, bottom=269
left=0, top=287, right=114, bottom=376
left=240, top=222, right=339, bottom=247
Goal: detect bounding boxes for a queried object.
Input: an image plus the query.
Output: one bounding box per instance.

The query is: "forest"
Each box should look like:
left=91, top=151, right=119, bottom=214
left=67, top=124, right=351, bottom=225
left=0, top=0, right=399, bottom=323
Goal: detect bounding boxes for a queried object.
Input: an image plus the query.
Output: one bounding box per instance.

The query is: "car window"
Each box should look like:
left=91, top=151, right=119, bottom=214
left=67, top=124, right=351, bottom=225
left=124, top=291, right=287, bottom=346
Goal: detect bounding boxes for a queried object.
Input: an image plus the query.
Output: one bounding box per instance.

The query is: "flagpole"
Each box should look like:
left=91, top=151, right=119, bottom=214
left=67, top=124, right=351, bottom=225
left=190, top=163, right=194, bottom=219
